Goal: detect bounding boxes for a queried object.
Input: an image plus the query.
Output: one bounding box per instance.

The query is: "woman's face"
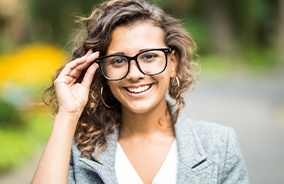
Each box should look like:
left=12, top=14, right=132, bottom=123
left=106, top=21, right=177, bottom=114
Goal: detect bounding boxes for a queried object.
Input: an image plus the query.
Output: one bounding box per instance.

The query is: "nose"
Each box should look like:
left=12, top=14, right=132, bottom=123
left=126, top=60, right=144, bottom=81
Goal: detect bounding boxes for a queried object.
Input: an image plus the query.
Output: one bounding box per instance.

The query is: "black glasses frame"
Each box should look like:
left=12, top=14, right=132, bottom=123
left=94, top=48, right=172, bottom=81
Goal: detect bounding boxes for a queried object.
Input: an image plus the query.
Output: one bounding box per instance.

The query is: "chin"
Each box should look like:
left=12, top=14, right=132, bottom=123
left=123, top=103, right=155, bottom=114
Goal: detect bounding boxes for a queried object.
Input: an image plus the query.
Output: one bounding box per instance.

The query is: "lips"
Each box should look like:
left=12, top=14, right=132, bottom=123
left=125, top=84, right=152, bottom=93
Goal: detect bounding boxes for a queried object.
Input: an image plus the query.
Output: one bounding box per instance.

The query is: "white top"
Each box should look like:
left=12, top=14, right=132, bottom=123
left=115, top=140, right=178, bottom=184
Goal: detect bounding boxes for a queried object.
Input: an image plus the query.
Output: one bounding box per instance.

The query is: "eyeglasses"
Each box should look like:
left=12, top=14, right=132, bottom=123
left=95, top=48, right=171, bottom=81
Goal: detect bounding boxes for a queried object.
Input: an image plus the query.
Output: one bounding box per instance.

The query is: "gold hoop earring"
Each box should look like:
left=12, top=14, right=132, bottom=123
left=100, top=86, right=117, bottom=108
left=171, top=76, right=180, bottom=99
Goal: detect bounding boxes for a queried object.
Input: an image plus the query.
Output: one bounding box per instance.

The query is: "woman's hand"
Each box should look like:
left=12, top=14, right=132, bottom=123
left=54, top=49, right=99, bottom=116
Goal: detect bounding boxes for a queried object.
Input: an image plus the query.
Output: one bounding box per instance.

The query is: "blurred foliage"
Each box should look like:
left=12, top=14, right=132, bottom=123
left=27, top=0, right=104, bottom=45
left=0, top=110, right=52, bottom=172
left=0, top=98, right=25, bottom=129
left=0, top=129, right=34, bottom=171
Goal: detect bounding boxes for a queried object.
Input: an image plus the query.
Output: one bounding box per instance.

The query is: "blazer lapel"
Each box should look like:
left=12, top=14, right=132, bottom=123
left=175, top=114, right=210, bottom=183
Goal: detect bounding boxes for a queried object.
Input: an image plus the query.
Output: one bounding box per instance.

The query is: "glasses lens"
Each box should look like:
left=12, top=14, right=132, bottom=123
left=137, top=50, right=167, bottom=75
left=100, top=56, right=128, bottom=80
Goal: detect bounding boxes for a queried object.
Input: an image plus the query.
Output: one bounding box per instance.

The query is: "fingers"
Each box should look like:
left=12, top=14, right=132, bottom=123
left=58, top=50, right=99, bottom=82
left=81, top=62, right=99, bottom=89
left=69, top=50, right=98, bottom=75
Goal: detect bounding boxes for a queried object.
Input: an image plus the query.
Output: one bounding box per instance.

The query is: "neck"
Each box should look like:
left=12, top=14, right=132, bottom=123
left=119, top=101, right=174, bottom=138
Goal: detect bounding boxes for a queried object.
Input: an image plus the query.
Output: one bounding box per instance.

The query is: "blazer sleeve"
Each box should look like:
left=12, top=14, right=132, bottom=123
left=220, top=128, right=249, bottom=184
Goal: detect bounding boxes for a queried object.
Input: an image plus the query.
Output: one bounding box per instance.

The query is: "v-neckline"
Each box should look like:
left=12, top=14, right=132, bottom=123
left=115, top=140, right=178, bottom=184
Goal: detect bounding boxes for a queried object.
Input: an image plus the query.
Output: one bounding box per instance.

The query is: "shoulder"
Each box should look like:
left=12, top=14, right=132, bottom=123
left=176, top=114, right=235, bottom=146
left=190, top=118, right=240, bottom=154
left=175, top=114, right=242, bottom=166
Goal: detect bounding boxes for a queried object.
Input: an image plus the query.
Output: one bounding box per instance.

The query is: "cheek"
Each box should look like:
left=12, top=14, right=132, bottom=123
left=108, top=82, right=120, bottom=96
left=156, top=71, right=171, bottom=89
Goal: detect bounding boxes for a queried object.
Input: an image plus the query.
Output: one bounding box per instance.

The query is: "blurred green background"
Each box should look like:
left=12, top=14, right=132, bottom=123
left=0, top=0, right=283, bottom=181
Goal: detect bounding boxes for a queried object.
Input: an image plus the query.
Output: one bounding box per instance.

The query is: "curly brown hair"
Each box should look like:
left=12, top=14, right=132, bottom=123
left=43, top=0, right=198, bottom=159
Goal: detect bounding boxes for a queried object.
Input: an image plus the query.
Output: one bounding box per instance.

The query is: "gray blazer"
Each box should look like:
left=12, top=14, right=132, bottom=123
left=68, top=114, right=249, bottom=183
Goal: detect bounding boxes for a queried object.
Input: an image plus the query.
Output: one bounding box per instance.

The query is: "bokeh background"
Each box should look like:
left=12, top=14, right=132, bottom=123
left=0, top=0, right=283, bottom=183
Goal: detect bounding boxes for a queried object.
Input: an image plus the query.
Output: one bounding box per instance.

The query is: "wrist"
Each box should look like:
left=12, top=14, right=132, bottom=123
left=57, top=108, right=82, bottom=120
left=54, top=110, right=82, bottom=130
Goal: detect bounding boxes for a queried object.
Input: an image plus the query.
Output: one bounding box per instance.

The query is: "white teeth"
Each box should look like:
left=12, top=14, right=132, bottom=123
left=126, top=85, right=151, bottom=93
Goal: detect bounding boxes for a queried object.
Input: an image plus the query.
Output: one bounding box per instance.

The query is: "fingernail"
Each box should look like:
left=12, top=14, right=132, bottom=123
left=88, top=51, right=99, bottom=60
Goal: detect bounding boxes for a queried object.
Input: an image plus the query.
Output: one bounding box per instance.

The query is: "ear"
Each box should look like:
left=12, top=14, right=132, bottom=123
left=169, top=50, right=178, bottom=78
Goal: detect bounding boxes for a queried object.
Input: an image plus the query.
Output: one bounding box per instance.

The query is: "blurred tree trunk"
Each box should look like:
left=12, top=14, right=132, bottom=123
left=0, top=0, right=29, bottom=50
left=276, top=0, right=284, bottom=50
left=275, top=0, right=284, bottom=67
left=205, top=0, right=235, bottom=55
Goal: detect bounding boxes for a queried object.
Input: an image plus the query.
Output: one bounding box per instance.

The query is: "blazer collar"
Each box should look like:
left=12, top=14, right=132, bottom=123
left=175, top=114, right=207, bottom=168
left=174, top=114, right=208, bottom=183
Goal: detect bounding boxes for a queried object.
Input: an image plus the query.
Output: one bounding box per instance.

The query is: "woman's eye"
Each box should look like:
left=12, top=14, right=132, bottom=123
left=142, top=53, right=157, bottom=60
left=110, top=57, right=127, bottom=65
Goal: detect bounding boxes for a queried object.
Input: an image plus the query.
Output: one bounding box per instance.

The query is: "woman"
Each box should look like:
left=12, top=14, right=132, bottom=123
left=32, top=0, right=249, bottom=183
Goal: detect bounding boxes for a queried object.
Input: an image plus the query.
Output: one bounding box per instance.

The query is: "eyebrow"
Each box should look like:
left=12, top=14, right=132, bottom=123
left=108, top=52, right=125, bottom=55
left=107, top=48, right=155, bottom=56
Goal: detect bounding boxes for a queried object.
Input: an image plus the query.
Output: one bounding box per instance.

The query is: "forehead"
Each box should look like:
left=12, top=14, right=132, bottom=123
left=107, top=21, right=166, bottom=55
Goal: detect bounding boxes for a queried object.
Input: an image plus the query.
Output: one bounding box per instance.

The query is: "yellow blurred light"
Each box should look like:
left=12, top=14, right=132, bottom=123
left=0, top=44, right=67, bottom=86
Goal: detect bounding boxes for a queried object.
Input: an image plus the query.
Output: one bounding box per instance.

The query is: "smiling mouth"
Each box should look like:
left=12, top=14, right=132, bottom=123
left=125, top=85, right=152, bottom=93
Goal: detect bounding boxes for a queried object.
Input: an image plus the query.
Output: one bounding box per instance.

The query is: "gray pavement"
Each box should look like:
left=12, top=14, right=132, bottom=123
left=0, top=73, right=283, bottom=184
